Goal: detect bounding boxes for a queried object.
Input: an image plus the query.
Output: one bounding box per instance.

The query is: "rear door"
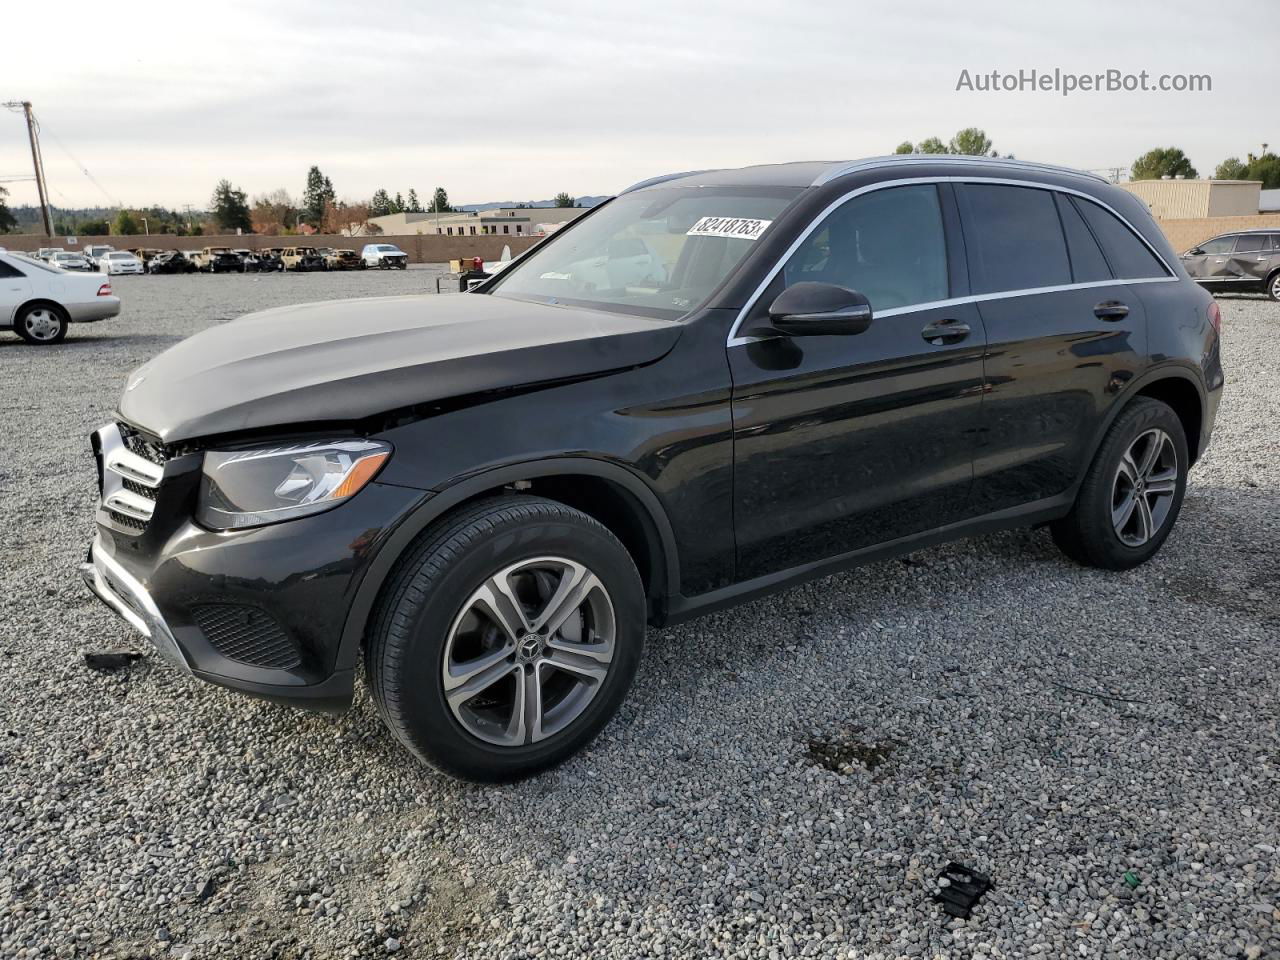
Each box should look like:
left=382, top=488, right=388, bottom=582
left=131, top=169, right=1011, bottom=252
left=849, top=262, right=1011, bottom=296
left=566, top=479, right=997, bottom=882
left=1226, top=233, right=1274, bottom=285
left=957, top=182, right=1151, bottom=514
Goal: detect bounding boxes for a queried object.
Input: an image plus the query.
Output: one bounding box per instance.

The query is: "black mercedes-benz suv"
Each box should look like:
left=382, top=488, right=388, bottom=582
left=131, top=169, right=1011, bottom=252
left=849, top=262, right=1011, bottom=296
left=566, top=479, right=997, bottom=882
left=82, top=156, right=1223, bottom=781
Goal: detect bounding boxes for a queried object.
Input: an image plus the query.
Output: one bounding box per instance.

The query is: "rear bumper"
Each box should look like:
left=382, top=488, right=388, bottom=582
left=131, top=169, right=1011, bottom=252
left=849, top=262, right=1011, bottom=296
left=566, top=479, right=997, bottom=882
left=67, top=297, right=121, bottom=323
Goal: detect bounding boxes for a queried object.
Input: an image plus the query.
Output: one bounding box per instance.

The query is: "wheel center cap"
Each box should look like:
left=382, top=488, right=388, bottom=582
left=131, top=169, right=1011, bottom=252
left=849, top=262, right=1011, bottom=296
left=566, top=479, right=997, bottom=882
left=518, top=633, right=543, bottom=663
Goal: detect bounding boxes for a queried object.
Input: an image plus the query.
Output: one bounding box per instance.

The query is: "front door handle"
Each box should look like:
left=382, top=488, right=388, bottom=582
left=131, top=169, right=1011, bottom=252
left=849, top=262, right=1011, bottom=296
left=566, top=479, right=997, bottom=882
left=1094, top=301, right=1129, bottom=321
left=921, top=319, right=971, bottom=345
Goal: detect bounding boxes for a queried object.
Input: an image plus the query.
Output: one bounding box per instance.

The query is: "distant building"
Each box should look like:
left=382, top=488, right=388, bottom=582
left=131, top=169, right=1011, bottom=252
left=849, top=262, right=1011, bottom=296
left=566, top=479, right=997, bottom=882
left=1260, top=189, right=1280, bottom=213
left=1121, top=178, right=1262, bottom=219
left=369, top=206, right=587, bottom=237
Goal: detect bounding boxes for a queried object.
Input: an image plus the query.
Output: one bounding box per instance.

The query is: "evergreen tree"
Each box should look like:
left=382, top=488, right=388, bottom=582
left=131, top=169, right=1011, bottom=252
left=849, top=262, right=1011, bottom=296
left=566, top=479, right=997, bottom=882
left=429, top=187, right=452, bottom=213
left=370, top=189, right=392, bottom=217
left=407, top=189, right=422, bottom=213
left=302, top=166, right=336, bottom=224
left=211, top=180, right=252, bottom=232
left=553, top=192, right=574, bottom=208
left=392, top=192, right=405, bottom=214
left=0, top=186, right=16, bottom=233
left=114, top=210, right=140, bottom=235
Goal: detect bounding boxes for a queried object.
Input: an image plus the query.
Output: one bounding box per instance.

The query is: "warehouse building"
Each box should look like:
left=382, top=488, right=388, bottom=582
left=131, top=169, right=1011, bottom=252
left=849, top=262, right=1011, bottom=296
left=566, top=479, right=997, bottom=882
left=369, top=206, right=587, bottom=238
left=1120, top=178, right=1263, bottom=219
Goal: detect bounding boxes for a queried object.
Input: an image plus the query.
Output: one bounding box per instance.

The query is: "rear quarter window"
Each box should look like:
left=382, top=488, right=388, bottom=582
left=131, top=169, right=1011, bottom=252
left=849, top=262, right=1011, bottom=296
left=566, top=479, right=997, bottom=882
left=958, top=184, right=1071, bottom=294
left=1054, top=194, right=1112, bottom=283
left=1072, top=197, right=1169, bottom=280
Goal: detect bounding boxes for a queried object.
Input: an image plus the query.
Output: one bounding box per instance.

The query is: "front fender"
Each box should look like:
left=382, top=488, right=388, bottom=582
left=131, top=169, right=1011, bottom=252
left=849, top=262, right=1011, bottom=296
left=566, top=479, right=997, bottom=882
left=332, top=455, right=682, bottom=679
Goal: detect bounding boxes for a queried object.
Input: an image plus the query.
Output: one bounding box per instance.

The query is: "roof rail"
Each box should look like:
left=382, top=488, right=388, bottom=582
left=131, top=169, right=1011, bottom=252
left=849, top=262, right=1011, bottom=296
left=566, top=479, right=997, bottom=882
left=812, top=155, right=1108, bottom=186
left=619, top=169, right=715, bottom=194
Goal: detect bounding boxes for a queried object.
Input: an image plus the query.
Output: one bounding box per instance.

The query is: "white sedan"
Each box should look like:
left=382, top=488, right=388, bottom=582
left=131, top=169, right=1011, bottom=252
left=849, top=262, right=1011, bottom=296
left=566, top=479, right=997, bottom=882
left=0, top=249, right=121, bottom=344
left=98, top=250, right=145, bottom=275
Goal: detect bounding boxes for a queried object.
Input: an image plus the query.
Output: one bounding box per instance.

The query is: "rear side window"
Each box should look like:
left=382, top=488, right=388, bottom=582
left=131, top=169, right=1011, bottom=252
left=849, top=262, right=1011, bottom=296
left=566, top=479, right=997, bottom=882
left=783, top=183, right=948, bottom=311
left=1054, top=194, right=1112, bottom=283
left=958, top=184, right=1071, bottom=294
left=1234, top=234, right=1268, bottom=252
left=1072, top=197, right=1169, bottom=279
left=0, top=259, right=24, bottom=279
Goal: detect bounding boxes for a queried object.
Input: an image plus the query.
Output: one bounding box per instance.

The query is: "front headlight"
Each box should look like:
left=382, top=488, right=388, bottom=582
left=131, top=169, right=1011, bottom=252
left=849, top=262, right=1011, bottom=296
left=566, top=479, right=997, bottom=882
left=197, top=439, right=392, bottom=530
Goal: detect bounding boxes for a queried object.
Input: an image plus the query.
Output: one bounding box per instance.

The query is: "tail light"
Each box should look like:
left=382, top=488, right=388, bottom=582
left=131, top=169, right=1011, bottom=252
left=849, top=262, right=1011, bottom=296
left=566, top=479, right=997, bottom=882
left=1207, top=301, right=1221, bottom=336
left=97, top=282, right=112, bottom=297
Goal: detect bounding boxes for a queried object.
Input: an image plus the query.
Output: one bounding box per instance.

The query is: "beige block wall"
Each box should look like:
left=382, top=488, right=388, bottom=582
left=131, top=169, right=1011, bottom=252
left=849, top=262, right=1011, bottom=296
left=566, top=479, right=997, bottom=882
left=1155, top=214, right=1280, bottom=254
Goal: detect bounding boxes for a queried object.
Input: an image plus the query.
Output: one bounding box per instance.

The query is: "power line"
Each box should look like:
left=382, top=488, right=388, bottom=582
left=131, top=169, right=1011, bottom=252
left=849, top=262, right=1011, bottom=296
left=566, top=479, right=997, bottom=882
left=40, top=124, right=123, bottom=209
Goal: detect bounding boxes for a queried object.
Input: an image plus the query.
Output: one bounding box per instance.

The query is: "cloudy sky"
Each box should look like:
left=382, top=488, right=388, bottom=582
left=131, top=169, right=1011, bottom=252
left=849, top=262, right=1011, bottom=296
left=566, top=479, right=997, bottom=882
left=2, top=0, right=1270, bottom=210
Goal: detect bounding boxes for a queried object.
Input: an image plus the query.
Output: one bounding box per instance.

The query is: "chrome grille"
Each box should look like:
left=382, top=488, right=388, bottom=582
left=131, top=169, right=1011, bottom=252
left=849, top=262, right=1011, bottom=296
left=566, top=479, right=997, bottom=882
left=95, top=423, right=165, bottom=532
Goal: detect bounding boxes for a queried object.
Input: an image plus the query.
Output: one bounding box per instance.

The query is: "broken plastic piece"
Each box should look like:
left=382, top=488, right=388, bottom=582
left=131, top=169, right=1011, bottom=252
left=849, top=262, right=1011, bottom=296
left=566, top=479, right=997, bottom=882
left=934, top=862, right=992, bottom=919
left=82, top=650, right=144, bottom=670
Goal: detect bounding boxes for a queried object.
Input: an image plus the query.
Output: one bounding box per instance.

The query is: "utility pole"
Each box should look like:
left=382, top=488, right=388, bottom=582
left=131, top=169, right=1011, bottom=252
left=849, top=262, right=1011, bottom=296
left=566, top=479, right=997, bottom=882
left=3, top=101, right=54, bottom=237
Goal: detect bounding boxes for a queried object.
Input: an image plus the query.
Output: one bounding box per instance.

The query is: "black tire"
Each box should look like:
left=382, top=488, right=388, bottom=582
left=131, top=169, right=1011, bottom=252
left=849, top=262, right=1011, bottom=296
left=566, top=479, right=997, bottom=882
left=1051, top=397, right=1189, bottom=570
left=13, top=302, right=69, bottom=345
left=366, top=495, right=644, bottom=781
left=1267, top=270, right=1280, bottom=302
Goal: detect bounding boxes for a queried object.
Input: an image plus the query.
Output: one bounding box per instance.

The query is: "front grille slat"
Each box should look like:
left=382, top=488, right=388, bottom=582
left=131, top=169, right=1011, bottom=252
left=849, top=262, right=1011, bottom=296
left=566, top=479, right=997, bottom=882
left=97, top=423, right=169, bottom=533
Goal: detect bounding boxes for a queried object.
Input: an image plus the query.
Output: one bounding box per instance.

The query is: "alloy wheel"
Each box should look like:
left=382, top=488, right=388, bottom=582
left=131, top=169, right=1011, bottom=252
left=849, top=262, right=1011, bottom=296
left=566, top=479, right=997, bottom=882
left=1111, top=428, right=1178, bottom=547
left=1271, top=273, right=1280, bottom=301
left=442, top=556, right=616, bottom=747
left=21, top=308, right=63, bottom=342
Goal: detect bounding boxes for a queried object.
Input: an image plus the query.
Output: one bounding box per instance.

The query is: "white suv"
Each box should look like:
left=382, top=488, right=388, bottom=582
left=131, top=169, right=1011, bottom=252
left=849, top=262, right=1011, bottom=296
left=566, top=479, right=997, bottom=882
left=361, top=243, right=409, bottom=270
left=98, top=251, right=145, bottom=275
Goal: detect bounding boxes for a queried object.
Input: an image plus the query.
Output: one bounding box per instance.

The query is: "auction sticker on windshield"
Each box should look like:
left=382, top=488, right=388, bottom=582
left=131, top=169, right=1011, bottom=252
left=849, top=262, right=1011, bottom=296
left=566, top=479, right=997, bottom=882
left=686, top=217, right=772, bottom=240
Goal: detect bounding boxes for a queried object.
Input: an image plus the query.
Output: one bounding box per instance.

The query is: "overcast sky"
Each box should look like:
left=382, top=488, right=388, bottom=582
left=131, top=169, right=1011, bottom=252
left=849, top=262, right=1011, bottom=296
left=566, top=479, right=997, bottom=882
left=2, top=0, right=1270, bottom=210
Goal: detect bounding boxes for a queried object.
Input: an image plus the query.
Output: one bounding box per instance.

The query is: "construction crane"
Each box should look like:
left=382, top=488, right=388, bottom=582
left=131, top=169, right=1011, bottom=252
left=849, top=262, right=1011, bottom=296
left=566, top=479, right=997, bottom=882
left=3, top=100, right=53, bottom=237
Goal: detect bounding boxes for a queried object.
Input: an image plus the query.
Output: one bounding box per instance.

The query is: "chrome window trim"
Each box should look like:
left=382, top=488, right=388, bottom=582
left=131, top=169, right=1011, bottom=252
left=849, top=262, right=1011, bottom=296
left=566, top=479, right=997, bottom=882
left=725, top=176, right=1178, bottom=347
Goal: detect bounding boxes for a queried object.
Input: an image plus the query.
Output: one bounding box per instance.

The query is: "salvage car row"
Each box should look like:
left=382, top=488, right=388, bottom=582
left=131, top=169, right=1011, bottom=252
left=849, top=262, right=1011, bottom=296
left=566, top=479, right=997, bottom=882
left=21, top=243, right=410, bottom=275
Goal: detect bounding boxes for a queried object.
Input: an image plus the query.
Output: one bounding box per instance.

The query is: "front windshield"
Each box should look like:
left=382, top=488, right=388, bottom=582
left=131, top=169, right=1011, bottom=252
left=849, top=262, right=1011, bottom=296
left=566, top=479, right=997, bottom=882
left=490, top=185, right=800, bottom=319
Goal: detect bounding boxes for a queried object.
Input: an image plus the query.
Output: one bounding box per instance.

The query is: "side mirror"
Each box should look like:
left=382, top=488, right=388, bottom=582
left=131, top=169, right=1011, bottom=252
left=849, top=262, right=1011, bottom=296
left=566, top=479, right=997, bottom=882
left=1185, top=247, right=1204, bottom=256
left=767, top=282, right=873, bottom=336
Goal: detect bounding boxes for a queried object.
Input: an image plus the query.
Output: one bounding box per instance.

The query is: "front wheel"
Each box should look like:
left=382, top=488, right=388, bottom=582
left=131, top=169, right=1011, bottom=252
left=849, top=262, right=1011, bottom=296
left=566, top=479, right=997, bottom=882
left=1051, top=397, right=1188, bottom=570
left=1268, top=271, right=1280, bottom=302
left=366, top=496, right=644, bottom=782
left=14, top=303, right=69, bottom=344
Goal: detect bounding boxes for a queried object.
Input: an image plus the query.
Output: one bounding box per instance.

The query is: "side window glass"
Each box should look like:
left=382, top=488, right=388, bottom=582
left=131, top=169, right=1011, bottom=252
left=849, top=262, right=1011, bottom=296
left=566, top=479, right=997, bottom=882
left=1073, top=197, right=1170, bottom=279
left=1054, top=193, right=1112, bottom=283
left=1196, top=238, right=1233, bottom=255
left=783, top=184, right=948, bottom=311
left=0, top=260, right=24, bottom=279
left=1233, top=234, right=1266, bottom=252
left=959, top=184, right=1071, bottom=294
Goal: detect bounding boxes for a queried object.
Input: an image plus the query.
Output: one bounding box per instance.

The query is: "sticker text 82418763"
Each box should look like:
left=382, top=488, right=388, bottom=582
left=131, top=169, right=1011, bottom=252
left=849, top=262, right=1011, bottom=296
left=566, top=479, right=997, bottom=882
left=686, top=217, right=773, bottom=241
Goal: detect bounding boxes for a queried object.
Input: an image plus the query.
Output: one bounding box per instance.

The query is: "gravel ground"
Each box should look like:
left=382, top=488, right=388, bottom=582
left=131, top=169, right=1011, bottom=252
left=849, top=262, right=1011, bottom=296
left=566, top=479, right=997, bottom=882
left=1, top=274, right=1277, bottom=960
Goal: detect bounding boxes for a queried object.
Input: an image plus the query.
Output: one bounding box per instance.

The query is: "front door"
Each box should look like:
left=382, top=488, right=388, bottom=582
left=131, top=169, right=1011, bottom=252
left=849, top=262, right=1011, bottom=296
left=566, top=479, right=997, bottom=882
left=729, top=183, right=985, bottom=580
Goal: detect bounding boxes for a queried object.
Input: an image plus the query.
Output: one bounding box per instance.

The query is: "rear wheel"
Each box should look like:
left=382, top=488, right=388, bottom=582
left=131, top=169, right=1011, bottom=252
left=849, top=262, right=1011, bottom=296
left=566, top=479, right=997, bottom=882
left=366, top=496, right=644, bottom=781
left=1268, top=270, right=1280, bottom=302
left=1051, top=397, right=1188, bottom=570
left=14, top=303, right=69, bottom=345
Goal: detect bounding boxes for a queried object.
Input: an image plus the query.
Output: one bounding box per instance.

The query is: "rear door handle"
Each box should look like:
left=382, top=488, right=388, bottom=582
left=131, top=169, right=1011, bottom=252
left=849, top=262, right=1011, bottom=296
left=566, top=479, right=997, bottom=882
left=921, top=319, right=971, bottom=345
left=1094, top=301, right=1129, bottom=321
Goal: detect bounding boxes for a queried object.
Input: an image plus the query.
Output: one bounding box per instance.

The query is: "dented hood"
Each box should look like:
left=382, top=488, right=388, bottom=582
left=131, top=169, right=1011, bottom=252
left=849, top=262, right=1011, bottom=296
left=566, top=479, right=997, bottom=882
left=118, top=294, right=681, bottom=443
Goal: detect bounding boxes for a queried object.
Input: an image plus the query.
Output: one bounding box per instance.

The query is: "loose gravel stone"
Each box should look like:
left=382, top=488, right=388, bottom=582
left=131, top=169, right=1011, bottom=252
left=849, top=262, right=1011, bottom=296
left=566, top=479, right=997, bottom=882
left=0, top=275, right=1277, bottom=958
